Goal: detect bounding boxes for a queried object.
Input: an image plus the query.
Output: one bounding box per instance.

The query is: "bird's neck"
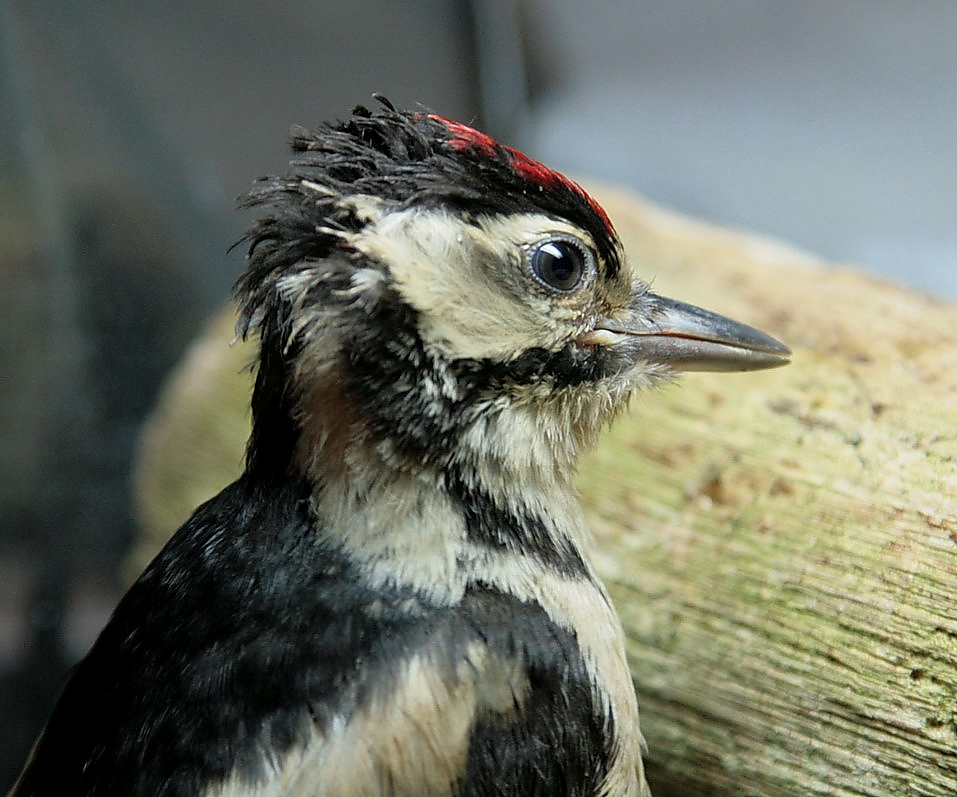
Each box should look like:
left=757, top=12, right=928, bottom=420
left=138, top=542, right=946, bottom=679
left=293, top=403, right=599, bottom=606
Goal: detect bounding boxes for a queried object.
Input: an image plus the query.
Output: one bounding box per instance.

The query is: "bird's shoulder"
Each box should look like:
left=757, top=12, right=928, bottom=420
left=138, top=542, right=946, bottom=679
left=13, top=477, right=621, bottom=796
left=203, top=581, right=617, bottom=797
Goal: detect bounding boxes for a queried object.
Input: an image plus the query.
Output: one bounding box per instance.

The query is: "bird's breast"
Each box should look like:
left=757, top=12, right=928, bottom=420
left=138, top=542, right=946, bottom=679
left=306, top=468, right=648, bottom=794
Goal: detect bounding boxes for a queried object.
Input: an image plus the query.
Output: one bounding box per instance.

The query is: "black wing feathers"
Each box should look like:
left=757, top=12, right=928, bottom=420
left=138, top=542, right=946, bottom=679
left=12, top=478, right=612, bottom=796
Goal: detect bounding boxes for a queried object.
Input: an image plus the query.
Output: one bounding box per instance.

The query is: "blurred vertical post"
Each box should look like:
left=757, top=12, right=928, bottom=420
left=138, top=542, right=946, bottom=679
left=470, top=0, right=529, bottom=143
left=0, top=0, right=85, bottom=717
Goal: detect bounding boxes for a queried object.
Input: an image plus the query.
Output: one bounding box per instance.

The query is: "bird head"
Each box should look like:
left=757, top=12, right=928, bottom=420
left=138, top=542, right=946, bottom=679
left=236, top=99, right=789, bottom=489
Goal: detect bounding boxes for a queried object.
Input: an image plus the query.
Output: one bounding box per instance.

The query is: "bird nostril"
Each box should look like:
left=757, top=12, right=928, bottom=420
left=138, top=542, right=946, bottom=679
left=577, top=329, right=621, bottom=348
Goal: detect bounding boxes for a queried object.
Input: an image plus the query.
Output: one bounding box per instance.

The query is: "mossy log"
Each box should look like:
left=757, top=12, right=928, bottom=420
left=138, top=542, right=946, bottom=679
left=133, top=187, right=957, bottom=796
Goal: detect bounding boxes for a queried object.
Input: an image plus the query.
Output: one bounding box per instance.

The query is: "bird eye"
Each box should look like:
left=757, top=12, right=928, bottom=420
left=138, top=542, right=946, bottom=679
left=528, top=237, right=591, bottom=293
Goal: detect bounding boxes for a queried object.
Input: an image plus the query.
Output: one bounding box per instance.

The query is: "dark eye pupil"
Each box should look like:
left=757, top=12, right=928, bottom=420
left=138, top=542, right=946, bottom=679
left=531, top=240, right=585, bottom=292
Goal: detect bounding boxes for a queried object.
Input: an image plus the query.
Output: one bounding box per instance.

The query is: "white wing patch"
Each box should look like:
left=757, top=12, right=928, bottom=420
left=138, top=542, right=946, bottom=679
left=204, top=643, right=528, bottom=797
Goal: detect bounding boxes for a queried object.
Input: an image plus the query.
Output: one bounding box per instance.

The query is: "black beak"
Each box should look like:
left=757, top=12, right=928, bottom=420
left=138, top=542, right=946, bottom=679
left=586, top=294, right=791, bottom=372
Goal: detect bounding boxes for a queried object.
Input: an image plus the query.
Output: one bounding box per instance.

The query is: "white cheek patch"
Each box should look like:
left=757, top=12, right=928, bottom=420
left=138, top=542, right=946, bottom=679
left=351, top=208, right=597, bottom=361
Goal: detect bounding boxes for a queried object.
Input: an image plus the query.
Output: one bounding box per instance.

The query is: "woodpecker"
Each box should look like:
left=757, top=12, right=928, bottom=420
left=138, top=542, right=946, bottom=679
left=10, top=98, right=789, bottom=797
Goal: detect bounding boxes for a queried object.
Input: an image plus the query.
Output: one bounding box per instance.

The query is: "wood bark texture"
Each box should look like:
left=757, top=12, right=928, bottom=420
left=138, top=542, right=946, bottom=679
left=133, top=187, right=957, bottom=796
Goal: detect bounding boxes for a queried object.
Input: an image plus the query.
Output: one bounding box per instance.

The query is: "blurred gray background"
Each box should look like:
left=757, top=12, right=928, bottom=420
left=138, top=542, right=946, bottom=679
left=1, top=0, right=954, bottom=790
